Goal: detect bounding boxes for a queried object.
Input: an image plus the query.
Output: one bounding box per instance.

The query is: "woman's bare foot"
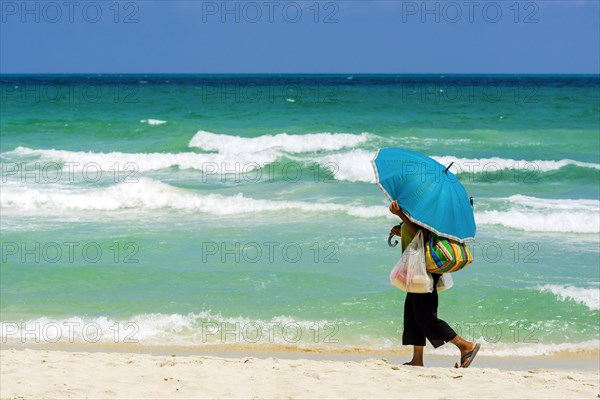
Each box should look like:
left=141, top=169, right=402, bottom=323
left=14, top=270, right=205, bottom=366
left=404, top=345, right=425, bottom=366
left=450, top=336, right=481, bottom=368
left=455, top=343, right=481, bottom=368
left=461, top=343, right=476, bottom=358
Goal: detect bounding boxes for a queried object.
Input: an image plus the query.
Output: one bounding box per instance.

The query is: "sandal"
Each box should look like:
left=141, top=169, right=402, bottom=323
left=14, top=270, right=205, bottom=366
left=455, top=343, right=480, bottom=368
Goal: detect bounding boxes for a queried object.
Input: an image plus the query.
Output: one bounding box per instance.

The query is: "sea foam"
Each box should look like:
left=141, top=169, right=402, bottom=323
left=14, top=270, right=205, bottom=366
left=5, top=131, right=598, bottom=184
left=536, top=285, right=600, bottom=311
left=310, top=151, right=600, bottom=183
left=475, top=195, right=600, bottom=233
left=140, top=119, right=167, bottom=125
left=2, top=179, right=598, bottom=233
left=0, top=177, right=384, bottom=218
left=2, top=314, right=597, bottom=356
left=188, top=130, right=371, bottom=154
left=7, top=146, right=278, bottom=172
left=0, top=313, right=349, bottom=347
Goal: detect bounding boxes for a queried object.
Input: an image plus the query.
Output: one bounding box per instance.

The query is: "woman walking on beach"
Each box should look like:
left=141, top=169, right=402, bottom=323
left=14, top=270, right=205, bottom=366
left=389, top=201, right=480, bottom=368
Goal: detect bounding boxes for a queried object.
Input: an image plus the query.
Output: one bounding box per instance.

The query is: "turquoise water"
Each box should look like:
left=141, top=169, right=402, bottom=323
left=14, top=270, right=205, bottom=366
left=1, top=75, right=598, bottom=355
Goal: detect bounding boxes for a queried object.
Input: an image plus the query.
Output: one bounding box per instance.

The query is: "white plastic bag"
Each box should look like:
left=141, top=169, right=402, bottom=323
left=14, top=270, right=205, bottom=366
left=390, top=230, right=433, bottom=293
left=436, top=273, right=454, bottom=292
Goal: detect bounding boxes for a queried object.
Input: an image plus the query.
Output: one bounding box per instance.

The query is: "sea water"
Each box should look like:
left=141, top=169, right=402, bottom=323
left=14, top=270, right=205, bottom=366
left=1, top=74, right=598, bottom=356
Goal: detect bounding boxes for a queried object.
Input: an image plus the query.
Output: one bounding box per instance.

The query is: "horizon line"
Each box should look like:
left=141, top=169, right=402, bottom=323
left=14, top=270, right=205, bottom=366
left=1, top=72, right=599, bottom=76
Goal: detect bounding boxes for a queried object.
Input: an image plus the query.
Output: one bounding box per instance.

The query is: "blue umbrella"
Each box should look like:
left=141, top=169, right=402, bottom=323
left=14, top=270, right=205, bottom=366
left=371, top=148, right=476, bottom=243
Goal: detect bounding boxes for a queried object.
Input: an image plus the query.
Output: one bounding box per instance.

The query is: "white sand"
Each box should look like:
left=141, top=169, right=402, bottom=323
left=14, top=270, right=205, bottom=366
left=1, top=349, right=598, bottom=399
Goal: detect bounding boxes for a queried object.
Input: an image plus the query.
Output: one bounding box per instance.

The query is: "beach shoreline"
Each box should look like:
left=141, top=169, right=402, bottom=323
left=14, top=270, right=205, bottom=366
left=1, top=347, right=598, bottom=399
left=2, top=342, right=599, bottom=371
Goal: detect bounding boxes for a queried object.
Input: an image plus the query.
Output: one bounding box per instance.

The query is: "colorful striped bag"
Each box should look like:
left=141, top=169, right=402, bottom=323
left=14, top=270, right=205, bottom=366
left=425, top=233, right=473, bottom=274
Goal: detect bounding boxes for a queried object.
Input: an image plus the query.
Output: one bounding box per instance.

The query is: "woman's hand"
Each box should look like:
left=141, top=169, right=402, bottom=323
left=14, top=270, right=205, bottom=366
left=389, top=225, right=402, bottom=237
left=388, top=201, right=428, bottom=241
left=389, top=200, right=403, bottom=217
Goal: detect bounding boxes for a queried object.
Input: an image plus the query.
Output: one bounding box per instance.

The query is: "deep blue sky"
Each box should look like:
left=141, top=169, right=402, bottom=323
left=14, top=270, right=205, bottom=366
left=1, top=0, right=599, bottom=73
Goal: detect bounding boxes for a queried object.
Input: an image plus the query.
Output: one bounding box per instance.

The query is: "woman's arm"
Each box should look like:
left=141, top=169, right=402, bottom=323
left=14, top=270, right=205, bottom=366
left=389, top=200, right=429, bottom=242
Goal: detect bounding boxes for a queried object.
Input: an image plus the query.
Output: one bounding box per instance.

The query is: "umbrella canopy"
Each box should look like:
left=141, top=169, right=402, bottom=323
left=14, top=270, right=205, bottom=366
left=372, top=148, right=476, bottom=243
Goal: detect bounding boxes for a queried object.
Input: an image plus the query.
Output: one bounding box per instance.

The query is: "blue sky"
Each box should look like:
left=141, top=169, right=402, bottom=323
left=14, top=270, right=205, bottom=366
left=1, top=0, right=598, bottom=73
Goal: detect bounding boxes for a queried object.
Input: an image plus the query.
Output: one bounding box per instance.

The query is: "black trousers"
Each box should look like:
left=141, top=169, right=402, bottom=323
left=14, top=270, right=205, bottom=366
left=402, top=273, right=457, bottom=348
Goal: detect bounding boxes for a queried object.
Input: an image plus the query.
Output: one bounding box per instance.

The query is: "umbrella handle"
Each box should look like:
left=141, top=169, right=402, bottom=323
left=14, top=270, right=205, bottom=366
left=388, top=223, right=403, bottom=248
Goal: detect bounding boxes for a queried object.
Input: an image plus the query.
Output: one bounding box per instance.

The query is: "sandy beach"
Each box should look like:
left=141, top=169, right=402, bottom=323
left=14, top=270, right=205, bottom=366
left=1, top=348, right=598, bottom=399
